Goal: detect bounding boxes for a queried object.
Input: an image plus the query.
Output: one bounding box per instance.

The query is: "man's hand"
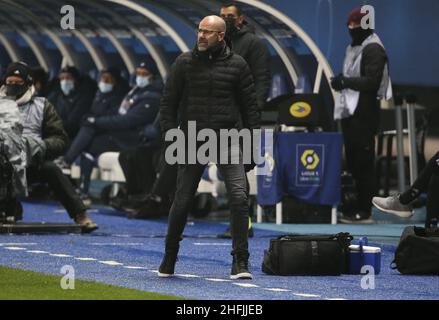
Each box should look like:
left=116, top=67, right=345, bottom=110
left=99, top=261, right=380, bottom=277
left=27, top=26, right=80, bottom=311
left=331, top=74, right=347, bottom=92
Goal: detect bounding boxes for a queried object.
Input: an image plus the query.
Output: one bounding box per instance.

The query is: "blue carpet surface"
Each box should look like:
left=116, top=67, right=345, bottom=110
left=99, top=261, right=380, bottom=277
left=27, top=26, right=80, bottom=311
left=0, top=201, right=438, bottom=300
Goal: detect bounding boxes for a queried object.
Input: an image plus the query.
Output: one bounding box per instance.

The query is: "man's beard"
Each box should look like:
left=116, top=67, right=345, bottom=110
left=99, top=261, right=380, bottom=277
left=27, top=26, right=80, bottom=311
left=197, top=41, right=208, bottom=51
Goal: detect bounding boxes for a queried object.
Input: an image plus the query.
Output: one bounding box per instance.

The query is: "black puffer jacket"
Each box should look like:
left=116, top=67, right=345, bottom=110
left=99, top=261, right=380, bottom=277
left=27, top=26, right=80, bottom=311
left=160, top=43, right=260, bottom=132
left=229, top=23, right=271, bottom=109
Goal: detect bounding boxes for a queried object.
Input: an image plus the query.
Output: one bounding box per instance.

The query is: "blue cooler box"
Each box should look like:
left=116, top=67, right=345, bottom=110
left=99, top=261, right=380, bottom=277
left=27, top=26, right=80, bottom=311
left=348, top=238, right=381, bottom=274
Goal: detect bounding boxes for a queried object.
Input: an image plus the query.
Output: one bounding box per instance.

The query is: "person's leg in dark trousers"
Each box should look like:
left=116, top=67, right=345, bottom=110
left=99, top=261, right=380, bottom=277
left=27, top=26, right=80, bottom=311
left=64, top=126, right=96, bottom=164
left=131, top=146, right=157, bottom=195
left=154, top=163, right=178, bottom=200
left=343, top=132, right=377, bottom=219
left=158, top=163, right=205, bottom=276
left=398, top=151, right=439, bottom=226
left=400, top=151, right=439, bottom=203
left=119, top=146, right=157, bottom=196
left=152, top=154, right=178, bottom=199
left=128, top=149, right=178, bottom=219
left=164, top=164, right=205, bottom=250
left=217, top=163, right=249, bottom=258
left=373, top=151, right=439, bottom=226
left=426, top=173, right=439, bottom=226
left=27, top=161, right=87, bottom=219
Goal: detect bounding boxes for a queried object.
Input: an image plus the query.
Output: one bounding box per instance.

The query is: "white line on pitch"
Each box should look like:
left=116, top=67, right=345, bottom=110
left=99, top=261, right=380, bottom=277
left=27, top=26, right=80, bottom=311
left=26, top=250, right=49, bottom=254
left=176, top=274, right=200, bottom=278
left=3, top=247, right=27, bottom=251
left=0, top=243, right=37, bottom=246
left=233, top=283, right=260, bottom=288
left=75, top=257, right=98, bottom=261
left=50, top=254, right=73, bottom=258
left=292, top=293, right=321, bottom=298
left=98, top=261, right=124, bottom=266
left=264, top=288, right=291, bottom=292
left=205, top=278, right=232, bottom=282
left=123, top=266, right=148, bottom=270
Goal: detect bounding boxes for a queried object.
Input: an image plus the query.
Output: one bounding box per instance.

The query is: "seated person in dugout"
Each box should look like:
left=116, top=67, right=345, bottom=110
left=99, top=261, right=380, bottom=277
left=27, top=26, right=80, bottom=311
left=57, top=67, right=127, bottom=199
left=0, top=61, right=98, bottom=232
left=113, top=112, right=164, bottom=214
left=372, top=151, right=439, bottom=228
left=59, top=63, right=160, bottom=201
left=48, top=66, right=97, bottom=141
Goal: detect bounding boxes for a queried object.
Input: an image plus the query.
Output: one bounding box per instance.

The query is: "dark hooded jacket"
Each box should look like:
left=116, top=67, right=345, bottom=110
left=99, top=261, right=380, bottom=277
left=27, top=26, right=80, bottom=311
left=228, top=23, right=271, bottom=109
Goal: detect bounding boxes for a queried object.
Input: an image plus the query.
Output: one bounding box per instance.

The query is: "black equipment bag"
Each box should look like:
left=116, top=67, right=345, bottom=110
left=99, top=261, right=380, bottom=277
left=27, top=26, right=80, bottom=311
left=392, top=226, right=439, bottom=274
left=262, top=233, right=353, bottom=276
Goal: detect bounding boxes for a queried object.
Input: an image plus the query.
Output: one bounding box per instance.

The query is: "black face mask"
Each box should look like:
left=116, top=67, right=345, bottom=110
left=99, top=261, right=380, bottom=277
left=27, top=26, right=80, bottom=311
left=224, top=17, right=238, bottom=38
left=6, top=84, right=28, bottom=99
left=349, top=27, right=373, bottom=46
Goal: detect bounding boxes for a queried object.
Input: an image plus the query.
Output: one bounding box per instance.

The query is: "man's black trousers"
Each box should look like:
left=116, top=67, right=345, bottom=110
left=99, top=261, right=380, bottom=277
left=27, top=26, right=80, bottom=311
left=165, top=162, right=249, bottom=256
left=27, top=161, right=86, bottom=219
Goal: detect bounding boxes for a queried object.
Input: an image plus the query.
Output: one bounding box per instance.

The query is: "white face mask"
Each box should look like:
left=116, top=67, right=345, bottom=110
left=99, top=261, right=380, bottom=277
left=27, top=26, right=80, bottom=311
left=98, top=81, right=113, bottom=93
left=136, top=76, right=151, bottom=88
left=60, top=80, right=75, bottom=95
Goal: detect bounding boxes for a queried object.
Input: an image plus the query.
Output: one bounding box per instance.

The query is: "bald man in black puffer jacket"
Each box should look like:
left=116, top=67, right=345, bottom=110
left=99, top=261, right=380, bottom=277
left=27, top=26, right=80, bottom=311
left=158, top=15, right=259, bottom=280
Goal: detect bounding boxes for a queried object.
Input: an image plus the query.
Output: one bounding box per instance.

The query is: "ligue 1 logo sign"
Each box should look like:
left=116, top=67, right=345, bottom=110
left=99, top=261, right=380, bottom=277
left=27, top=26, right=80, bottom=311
left=301, top=149, right=320, bottom=170
left=289, top=101, right=312, bottom=118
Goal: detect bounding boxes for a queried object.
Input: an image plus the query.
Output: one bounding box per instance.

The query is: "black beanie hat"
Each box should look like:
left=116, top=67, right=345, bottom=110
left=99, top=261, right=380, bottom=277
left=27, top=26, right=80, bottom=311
left=4, top=61, right=33, bottom=85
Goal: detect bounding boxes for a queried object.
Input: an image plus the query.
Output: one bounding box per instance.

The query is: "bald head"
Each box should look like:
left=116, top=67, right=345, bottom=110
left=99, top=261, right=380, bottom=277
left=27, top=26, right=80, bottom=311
left=201, top=15, right=226, bottom=32
left=197, top=15, right=226, bottom=52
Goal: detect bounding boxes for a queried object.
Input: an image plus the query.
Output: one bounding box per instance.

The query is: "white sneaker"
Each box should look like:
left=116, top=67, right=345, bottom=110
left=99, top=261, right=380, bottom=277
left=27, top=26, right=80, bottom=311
left=372, top=195, right=414, bottom=218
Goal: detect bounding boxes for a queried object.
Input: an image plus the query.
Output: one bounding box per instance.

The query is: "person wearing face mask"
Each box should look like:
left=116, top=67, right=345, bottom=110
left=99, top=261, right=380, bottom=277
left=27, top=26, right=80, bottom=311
left=215, top=3, right=270, bottom=238
left=130, top=3, right=269, bottom=233
left=48, top=66, right=96, bottom=141
left=0, top=61, right=98, bottom=231
left=61, top=65, right=159, bottom=201
left=220, top=3, right=270, bottom=111
left=331, top=8, right=392, bottom=224
left=58, top=68, right=124, bottom=200
left=109, top=62, right=164, bottom=210
left=158, top=15, right=259, bottom=280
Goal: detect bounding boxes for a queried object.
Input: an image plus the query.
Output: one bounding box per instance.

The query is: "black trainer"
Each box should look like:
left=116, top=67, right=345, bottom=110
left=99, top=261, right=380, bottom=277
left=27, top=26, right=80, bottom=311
left=158, top=253, right=178, bottom=277
left=230, top=255, right=253, bottom=280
